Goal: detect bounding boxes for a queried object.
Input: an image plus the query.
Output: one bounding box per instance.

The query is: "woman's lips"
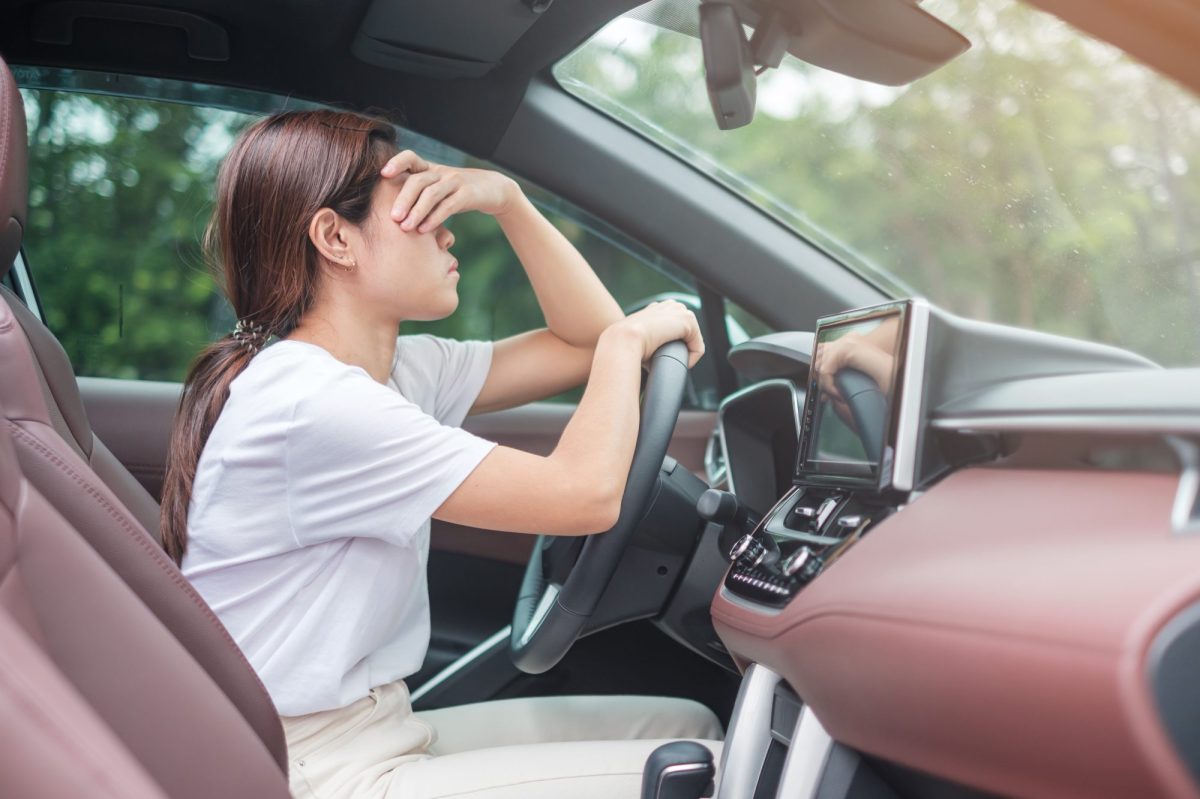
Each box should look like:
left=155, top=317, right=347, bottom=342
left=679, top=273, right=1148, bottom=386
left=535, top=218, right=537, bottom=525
left=448, top=258, right=458, bottom=274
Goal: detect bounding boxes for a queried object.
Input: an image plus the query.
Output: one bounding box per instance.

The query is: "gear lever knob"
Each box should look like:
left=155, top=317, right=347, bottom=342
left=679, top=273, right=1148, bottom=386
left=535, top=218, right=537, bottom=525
left=641, top=741, right=715, bottom=799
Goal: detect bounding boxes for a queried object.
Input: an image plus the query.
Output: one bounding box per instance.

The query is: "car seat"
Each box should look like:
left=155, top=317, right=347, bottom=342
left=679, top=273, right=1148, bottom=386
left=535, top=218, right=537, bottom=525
left=0, top=53, right=287, bottom=769
left=0, top=415, right=290, bottom=797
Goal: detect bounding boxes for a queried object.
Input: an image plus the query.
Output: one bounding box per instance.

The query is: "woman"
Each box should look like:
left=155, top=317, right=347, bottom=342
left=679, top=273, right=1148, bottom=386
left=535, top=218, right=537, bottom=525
left=163, top=109, right=718, bottom=799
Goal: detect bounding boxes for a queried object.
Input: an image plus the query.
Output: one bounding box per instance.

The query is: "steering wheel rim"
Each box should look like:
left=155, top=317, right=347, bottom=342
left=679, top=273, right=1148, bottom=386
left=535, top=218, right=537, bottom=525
left=509, top=340, right=691, bottom=674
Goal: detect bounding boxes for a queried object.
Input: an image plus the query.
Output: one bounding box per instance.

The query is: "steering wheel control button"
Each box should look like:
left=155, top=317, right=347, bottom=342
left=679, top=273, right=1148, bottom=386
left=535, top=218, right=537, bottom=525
left=697, top=489, right=739, bottom=525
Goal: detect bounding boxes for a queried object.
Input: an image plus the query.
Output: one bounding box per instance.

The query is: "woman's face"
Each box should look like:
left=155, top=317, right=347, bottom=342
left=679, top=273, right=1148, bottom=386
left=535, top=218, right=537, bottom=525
left=349, top=176, right=460, bottom=323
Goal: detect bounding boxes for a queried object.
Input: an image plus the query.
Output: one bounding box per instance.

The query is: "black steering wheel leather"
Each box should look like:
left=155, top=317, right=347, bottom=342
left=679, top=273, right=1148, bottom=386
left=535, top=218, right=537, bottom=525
left=833, top=366, right=887, bottom=461
left=509, top=340, right=691, bottom=674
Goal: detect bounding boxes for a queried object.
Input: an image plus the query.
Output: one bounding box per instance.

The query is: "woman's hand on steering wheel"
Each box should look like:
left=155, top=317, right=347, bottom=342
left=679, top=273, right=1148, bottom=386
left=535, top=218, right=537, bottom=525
left=611, top=300, right=706, bottom=369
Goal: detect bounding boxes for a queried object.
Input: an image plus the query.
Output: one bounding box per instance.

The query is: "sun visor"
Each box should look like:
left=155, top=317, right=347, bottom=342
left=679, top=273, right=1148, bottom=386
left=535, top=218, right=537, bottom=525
left=352, top=0, right=549, bottom=78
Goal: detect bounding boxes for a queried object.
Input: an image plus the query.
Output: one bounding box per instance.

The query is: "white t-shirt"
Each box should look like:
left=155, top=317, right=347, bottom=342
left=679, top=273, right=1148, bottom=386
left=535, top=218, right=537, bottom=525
left=182, top=335, right=496, bottom=716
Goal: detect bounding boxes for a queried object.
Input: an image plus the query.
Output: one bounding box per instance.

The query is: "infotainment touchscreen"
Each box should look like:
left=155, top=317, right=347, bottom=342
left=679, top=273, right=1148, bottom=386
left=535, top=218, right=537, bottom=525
left=797, top=303, right=907, bottom=483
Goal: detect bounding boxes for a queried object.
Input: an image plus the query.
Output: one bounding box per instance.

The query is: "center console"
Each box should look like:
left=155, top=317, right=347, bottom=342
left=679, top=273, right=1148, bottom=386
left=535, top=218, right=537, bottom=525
left=723, top=300, right=927, bottom=608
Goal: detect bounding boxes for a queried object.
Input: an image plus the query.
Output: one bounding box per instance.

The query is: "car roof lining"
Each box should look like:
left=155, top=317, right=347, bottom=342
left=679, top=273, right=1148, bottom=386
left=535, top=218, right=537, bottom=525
left=0, top=0, right=643, bottom=157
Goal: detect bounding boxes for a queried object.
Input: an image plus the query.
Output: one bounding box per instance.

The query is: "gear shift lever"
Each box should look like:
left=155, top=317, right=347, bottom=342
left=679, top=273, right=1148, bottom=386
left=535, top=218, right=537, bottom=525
left=641, top=741, right=715, bottom=799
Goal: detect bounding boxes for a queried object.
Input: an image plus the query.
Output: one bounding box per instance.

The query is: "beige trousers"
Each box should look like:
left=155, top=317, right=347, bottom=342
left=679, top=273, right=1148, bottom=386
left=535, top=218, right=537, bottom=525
left=282, top=680, right=724, bottom=799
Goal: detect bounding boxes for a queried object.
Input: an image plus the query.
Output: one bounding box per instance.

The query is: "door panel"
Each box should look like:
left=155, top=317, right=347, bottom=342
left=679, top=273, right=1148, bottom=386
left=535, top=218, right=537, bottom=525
left=79, top=376, right=717, bottom=692
left=79, top=377, right=179, bottom=502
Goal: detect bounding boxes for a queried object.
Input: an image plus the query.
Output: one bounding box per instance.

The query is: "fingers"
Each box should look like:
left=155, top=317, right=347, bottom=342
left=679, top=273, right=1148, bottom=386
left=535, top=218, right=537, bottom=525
left=632, top=300, right=705, bottom=367
left=402, top=174, right=462, bottom=231
left=380, top=150, right=429, bottom=180
left=682, top=309, right=705, bottom=368
left=390, top=169, right=440, bottom=223
left=412, top=190, right=463, bottom=233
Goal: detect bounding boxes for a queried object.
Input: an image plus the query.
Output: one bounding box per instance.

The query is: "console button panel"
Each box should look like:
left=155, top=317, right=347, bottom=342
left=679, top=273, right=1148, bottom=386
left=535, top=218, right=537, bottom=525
left=724, top=487, right=890, bottom=607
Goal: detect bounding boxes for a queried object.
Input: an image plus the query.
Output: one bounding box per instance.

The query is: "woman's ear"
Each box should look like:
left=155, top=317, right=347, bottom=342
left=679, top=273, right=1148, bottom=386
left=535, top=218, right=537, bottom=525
left=309, top=208, right=357, bottom=273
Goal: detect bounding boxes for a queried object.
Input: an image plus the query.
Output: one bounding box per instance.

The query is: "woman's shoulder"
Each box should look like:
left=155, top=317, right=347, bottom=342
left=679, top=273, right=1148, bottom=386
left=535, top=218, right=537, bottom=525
left=233, top=340, right=396, bottom=413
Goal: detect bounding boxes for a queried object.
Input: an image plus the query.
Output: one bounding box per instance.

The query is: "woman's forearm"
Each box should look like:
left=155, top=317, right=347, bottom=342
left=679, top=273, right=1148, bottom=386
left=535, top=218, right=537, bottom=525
left=546, top=325, right=644, bottom=526
left=495, top=193, right=624, bottom=348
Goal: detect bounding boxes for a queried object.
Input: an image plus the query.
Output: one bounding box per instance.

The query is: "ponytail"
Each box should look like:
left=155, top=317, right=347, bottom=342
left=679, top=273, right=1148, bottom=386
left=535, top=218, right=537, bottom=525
left=161, top=339, right=258, bottom=564
left=160, top=109, right=396, bottom=564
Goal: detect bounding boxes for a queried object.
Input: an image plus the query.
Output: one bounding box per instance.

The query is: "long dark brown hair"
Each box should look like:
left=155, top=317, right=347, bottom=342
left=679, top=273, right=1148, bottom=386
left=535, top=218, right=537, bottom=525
left=161, top=110, right=397, bottom=564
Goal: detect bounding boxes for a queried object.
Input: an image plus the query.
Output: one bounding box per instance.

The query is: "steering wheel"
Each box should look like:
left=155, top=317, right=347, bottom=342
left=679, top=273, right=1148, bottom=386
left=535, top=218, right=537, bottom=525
left=833, top=367, right=887, bottom=460
left=509, top=340, right=691, bottom=674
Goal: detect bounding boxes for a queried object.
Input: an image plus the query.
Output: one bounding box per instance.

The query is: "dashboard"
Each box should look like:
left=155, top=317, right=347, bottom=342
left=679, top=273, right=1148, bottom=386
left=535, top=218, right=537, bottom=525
left=706, top=299, right=1200, bottom=799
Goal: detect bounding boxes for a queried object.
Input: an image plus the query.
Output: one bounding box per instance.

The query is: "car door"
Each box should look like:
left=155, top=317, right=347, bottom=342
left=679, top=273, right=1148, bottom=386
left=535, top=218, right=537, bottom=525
left=14, top=69, right=760, bottom=693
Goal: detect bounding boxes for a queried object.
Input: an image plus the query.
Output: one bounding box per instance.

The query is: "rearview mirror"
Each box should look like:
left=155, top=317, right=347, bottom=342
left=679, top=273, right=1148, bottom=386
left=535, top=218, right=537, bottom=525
left=699, top=3, right=756, bottom=130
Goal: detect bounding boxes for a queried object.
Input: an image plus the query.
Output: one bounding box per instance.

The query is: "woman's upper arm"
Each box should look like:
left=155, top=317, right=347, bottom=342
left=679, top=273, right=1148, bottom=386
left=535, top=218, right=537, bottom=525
left=286, top=373, right=495, bottom=546
left=471, top=329, right=595, bottom=415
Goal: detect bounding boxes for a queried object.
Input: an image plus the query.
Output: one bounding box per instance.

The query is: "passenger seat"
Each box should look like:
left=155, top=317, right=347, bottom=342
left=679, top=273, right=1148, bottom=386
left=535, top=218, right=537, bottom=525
left=0, top=55, right=287, bottom=768
left=0, top=609, right=166, bottom=799
left=0, top=415, right=290, bottom=798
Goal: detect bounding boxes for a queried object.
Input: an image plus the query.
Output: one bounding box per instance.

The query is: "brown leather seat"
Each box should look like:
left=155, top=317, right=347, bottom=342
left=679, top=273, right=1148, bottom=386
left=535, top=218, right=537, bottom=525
left=0, top=416, right=290, bottom=798
left=0, top=609, right=167, bottom=799
left=0, top=56, right=287, bottom=768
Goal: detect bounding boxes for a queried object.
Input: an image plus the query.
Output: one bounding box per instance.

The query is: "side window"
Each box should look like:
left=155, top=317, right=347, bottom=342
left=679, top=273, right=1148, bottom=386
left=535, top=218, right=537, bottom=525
left=17, top=71, right=766, bottom=408
left=18, top=78, right=264, bottom=381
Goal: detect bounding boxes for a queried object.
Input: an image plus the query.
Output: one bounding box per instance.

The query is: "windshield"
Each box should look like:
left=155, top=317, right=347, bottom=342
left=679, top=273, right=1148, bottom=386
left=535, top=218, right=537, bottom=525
left=555, top=0, right=1200, bottom=366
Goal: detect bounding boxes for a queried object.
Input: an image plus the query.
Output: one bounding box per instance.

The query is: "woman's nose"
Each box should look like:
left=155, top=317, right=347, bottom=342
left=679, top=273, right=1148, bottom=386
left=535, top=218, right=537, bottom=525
left=435, top=226, right=455, bottom=250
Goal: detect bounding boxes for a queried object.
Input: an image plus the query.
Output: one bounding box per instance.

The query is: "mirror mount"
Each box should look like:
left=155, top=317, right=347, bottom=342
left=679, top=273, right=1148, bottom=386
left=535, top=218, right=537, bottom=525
left=699, top=0, right=970, bottom=131
left=749, top=9, right=790, bottom=72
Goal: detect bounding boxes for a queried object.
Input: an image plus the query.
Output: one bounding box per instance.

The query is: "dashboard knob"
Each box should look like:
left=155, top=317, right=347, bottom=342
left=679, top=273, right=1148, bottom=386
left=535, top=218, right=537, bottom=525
left=782, top=546, right=812, bottom=577
left=729, top=533, right=759, bottom=562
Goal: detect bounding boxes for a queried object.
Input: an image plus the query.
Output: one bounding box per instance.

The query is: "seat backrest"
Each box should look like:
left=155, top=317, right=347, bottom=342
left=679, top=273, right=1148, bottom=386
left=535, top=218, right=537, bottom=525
left=0, top=296, right=290, bottom=769
left=0, top=419, right=290, bottom=799
left=0, top=54, right=288, bottom=770
left=0, top=608, right=166, bottom=799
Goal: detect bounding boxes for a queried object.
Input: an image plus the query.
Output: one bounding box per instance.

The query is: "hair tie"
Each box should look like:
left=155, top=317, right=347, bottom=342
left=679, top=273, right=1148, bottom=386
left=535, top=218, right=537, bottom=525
left=232, top=319, right=269, bottom=354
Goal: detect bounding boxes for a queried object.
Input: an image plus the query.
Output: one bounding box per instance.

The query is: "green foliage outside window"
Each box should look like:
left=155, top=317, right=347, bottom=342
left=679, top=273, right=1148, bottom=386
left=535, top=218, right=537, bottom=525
left=18, top=81, right=720, bottom=406
left=21, top=89, right=251, bottom=380
left=556, top=0, right=1200, bottom=365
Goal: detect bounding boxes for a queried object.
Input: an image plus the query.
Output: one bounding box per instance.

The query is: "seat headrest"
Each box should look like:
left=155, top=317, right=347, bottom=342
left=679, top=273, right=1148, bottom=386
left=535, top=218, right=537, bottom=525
left=0, top=54, right=28, bottom=277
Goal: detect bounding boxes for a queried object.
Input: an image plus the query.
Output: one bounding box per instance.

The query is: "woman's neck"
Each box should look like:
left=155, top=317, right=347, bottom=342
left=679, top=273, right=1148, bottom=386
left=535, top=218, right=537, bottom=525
left=288, top=305, right=399, bottom=384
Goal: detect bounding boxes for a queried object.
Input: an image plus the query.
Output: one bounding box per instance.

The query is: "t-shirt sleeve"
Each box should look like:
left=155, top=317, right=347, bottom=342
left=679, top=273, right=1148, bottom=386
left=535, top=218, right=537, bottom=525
left=393, top=334, right=493, bottom=426
left=286, top=369, right=497, bottom=547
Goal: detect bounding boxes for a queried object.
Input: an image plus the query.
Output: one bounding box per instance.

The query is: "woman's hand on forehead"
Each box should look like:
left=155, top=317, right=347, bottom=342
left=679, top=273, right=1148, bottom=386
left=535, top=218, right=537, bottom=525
left=380, top=150, right=519, bottom=233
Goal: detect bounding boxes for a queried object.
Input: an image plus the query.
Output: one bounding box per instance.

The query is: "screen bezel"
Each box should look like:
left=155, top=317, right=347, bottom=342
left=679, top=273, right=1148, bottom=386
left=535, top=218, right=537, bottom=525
left=796, top=301, right=910, bottom=488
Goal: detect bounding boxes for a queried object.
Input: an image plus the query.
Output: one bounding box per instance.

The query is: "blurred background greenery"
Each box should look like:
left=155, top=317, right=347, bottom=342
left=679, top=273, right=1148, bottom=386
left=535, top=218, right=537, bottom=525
left=16, top=0, right=1200, bottom=390
left=557, top=0, right=1200, bottom=365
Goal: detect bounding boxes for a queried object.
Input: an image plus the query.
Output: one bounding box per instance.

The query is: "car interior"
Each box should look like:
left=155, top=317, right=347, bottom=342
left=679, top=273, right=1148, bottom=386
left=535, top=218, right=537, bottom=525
left=3, top=0, right=1200, bottom=797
